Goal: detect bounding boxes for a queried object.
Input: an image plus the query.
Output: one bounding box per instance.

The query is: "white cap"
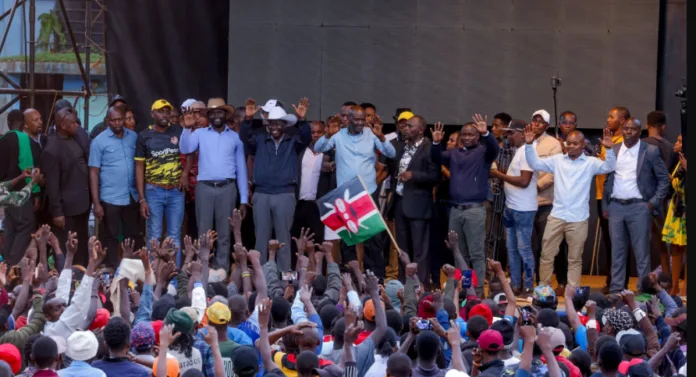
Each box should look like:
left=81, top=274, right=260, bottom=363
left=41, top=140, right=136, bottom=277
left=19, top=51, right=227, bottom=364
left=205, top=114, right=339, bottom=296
left=66, top=331, right=99, bottom=361
left=532, top=109, right=550, bottom=123
left=261, top=99, right=279, bottom=112
left=181, top=98, right=197, bottom=109
left=445, top=369, right=470, bottom=377
left=267, top=106, right=298, bottom=126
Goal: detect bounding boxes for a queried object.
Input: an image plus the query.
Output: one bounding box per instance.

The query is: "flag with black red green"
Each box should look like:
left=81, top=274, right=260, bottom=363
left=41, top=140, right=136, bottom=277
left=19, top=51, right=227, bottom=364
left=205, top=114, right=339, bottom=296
left=317, top=176, right=387, bottom=246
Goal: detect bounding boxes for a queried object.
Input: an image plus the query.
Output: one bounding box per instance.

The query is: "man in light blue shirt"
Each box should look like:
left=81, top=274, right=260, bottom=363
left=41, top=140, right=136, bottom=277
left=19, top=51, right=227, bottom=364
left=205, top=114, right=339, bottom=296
left=314, top=105, right=395, bottom=276
left=180, top=98, right=248, bottom=272
left=58, top=331, right=106, bottom=377
left=524, top=126, right=616, bottom=288
left=89, top=106, right=141, bottom=268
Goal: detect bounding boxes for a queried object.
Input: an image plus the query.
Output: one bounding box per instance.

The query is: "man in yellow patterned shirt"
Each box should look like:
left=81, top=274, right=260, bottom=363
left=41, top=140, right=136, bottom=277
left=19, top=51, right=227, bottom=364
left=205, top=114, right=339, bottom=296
left=596, top=107, right=628, bottom=293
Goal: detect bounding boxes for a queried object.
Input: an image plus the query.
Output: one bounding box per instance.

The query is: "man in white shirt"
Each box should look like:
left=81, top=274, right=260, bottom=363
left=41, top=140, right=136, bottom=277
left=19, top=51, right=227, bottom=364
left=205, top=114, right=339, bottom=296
left=292, top=121, right=328, bottom=248
left=601, top=117, right=670, bottom=292
left=525, top=126, right=616, bottom=288
left=489, top=119, right=538, bottom=296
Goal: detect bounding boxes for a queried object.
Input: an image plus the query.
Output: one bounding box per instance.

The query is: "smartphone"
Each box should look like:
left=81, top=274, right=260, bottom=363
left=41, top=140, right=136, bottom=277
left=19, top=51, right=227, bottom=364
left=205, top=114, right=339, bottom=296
left=521, top=306, right=534, bottom=326
left=461, top=270, right=472, bottom=289
left=416, top=319, right=433, bottom=331
left=575, top=286, right=590, bottom=298
left=282, top=271, right=298, bottom=281
left=102, top=272, right=111, bottom=287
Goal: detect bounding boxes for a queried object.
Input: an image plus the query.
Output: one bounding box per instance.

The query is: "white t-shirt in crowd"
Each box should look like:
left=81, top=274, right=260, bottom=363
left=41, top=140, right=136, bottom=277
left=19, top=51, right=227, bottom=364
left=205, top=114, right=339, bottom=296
left=299, top=148, right=324, bottom=200
left=504, top=147, right=538, bottom=212
left=168, top=348, right=203, bottom=376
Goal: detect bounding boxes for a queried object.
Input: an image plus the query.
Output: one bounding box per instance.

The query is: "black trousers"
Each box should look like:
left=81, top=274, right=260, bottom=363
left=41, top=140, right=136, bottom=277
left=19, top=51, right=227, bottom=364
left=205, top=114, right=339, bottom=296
left=428, top=201, right=454, bottom=284
left=533, top=204, right=568, bottom=285
left=54, top=211, right=90, bottom=268
left=102, top=199, right=144, bottom=268
left=185, top=199, right=199, bottom=239
left=340, top=190, right=387, bottom=278
left=0, top=199, right=36, bottom=266
left=394, top=195, right=430, bottom=284
left=290, top=199, right=325, bottom=266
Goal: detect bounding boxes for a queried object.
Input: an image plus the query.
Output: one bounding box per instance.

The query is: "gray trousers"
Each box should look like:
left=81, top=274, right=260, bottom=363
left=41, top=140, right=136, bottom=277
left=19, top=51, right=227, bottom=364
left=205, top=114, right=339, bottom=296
left=196, top=181, right=237, bottom=271
left=449, top=205, right=486, bottom=292
left=608, top=200, right=652, bottom=293
left=253, top=192, right=296, bottom=272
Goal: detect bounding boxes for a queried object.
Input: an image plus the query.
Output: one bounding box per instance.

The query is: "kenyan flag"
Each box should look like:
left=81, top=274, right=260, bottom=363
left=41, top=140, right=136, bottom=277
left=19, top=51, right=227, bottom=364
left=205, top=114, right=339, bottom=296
left=317, top=176, right=387, bottom=246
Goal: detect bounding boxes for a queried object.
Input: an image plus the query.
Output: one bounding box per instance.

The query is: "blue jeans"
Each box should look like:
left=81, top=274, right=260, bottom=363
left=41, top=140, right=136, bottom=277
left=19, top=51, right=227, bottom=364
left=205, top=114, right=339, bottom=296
left=504, top=207, right=536, bottom=289
left=145, top=184, right=185, bottom=266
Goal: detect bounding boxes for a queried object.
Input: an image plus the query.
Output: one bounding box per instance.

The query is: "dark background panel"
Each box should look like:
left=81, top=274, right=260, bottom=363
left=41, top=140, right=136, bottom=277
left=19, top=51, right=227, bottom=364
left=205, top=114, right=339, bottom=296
left=105, top=0, right=230, bottom=131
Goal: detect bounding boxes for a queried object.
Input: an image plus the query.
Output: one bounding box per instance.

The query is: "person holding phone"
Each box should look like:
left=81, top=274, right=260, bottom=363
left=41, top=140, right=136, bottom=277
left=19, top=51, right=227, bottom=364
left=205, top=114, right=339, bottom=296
left=0, top=168, right=40, bottom=207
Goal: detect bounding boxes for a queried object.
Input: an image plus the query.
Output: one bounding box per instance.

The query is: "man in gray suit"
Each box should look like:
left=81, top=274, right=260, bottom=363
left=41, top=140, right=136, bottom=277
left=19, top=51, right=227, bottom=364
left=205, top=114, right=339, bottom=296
left=602, top=117, right=670, bottom=293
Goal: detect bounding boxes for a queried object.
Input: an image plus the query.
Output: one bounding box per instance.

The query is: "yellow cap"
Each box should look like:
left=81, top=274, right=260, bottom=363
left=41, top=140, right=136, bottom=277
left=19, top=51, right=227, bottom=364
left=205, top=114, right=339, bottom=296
left=397, top=111, right=415, bottom=121
left=206, top=302, right=231, bottom=325
left=151, top=99, right=173, bottom=111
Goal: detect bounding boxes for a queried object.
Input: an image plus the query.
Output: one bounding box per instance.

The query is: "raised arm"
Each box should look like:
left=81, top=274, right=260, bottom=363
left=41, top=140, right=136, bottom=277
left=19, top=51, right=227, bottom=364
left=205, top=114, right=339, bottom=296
left=372, top=126, right=396, bottom=158
left=179, top=127, right=200, bottom=154
left=366, top=270, right=387, bottom=343
left=314, top=133, right=336, bottom=153
left=593, top=128, right=618, bottom=175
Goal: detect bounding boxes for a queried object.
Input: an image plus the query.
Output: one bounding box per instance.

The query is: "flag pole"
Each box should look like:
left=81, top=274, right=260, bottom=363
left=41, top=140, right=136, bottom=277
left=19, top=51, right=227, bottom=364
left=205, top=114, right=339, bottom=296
left=357, top=176, right=400, bottom=252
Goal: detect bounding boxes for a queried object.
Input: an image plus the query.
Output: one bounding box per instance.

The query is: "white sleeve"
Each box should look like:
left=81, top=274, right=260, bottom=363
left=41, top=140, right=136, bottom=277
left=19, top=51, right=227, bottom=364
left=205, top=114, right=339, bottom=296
left=56, top=268, right=73, bottom=304
left=57, top=274, right=95, bottom=331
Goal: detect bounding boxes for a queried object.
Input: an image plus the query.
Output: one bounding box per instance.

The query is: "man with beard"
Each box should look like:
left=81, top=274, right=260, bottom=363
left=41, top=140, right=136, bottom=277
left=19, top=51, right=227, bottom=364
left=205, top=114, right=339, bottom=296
left=431, top=115, right=499, bottom=296
left=136, top=99, right=185, bottom=265
left=242, top=97, right=312, bottom=271
left=180, top=98, right=248, bottom=272
left=90, top=95, right=128, bottom=140
left=385, top=115, right=440, bottom=283
left=602, top=117, right=670, bottom=292
left=41, top=107, right=91, bottom=266
left=314, top=105, right=395, bottom=278
left=0, top=110, right=43, bottom=265
left=89, top=106, right=141, bottom=268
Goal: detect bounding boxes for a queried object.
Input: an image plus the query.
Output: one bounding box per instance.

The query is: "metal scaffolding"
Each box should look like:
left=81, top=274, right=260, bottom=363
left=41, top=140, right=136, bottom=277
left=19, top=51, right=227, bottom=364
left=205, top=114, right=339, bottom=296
left=0, top=0, right=92, bottom=129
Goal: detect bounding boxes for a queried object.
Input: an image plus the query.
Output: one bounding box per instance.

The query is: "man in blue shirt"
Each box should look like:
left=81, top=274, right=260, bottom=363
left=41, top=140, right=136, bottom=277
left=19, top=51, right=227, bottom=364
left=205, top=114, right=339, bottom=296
left=314, top=105, right=396, bottom=278
left=89, top=106, right=141, bottom=268
left=180, top=98, right=248, bottom=272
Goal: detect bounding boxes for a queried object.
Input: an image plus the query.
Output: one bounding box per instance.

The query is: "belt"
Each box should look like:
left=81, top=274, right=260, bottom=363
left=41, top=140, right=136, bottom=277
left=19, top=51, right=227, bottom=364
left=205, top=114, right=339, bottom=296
left=610, top=198, right=645, bottom=205
left=450, top=202, right=485, bottom=210
left=199, top=179, right=236, bottom=188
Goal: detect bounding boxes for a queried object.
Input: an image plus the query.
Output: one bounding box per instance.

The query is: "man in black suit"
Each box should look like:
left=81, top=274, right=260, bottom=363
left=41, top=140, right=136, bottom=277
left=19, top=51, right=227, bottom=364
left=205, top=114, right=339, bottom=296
left=41, top=107, right=91, bottom=267
left=386, top=115, right=440, bottom=283
left=602, top=117, right=670, bottom=292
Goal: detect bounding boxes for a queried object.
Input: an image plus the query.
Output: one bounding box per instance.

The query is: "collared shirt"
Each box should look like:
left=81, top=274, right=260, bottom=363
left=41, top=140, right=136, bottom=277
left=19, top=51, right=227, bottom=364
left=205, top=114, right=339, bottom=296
left=314, top=127, right=396, bottom=194
left=299, top=148, right=324, bottom=200
left=88, top=128, right=139, bottom=205
left=57, top=360, right=107, bottom=377
left=179, top=125, right=249, bottom=203
left=525, top=144, right=616, bottom=222
left=612, top=140, right=643, bottom=200
left=396, top=138, right=424, bottom=195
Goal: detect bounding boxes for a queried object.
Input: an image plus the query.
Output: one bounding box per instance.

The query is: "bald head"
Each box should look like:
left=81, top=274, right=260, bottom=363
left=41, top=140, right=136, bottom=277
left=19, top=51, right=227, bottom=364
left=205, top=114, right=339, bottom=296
left=23, top=108, right=42, bottom=136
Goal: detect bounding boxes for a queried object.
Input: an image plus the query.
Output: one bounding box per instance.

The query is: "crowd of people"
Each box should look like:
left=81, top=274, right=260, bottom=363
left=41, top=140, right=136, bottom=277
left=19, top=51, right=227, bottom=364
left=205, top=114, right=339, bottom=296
left=0, top=94, right=687, bottom=377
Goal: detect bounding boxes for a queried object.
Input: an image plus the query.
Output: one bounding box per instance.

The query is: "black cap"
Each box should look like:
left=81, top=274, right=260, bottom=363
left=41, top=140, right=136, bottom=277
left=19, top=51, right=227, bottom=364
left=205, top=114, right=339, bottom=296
left=231, top=346, right=260, bottom=377
left=54, top=99, right=72, bottom=113
left=501, top=119, right=526, bottom=132
left=109, top=94, right=127, bottom=106
left=626, top=362, right=653, bottom=377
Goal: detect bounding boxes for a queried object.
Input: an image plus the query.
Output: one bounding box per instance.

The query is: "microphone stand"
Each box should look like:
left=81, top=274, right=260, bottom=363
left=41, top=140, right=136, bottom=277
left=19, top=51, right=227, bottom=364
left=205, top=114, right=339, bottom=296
left=550, top=76, right=562, bottom=137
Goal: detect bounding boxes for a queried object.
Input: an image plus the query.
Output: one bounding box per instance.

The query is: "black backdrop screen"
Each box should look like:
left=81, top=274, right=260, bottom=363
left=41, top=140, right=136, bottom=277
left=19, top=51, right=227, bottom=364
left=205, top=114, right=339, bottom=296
left=227, top=0, right=659, bottom=128
left=105, top=0, right=229, bottom=131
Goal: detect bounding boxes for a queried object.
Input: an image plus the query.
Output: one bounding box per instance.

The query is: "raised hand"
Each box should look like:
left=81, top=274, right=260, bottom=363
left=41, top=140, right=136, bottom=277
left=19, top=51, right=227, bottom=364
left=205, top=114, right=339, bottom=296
left=292, top=97, right=310, bottom=119
left=664, top=332, right=682, bottom=351
left=183, top=235, right=197, bottom=262
left=364, top=270, right=379, bottom=294
left=66, top=231, right=78, bottom=257
left=268, top=239, right=285, bottom=253
left=299, top=285, right=313, bottom=303
left=431, top=122, right=444, bottom=143
left=20, top=257, right=36, bottom=284
left=444, top=230, right=459, bottom=251
left=0, top=262, right=6, bottom=288
left=648, top=295, right=662, bottom=318
left=472, top=114, right=489, bottom=134
left=372, top=121, right=384, bottom=141
left=48, top=231, right=61, bottom=254
left=536, top=327, right=555, bottom=353
left=397, top=249, right=411, bottom=265
left=678, top=152, right=687, bottom=172
left=182, top=107, right=197, bottom=129
left=344, top=321, right=364, bottom=345
left=198, top=230, right=217, bottom=261
left=158, top=237, right=177, bottom=262
left=446, top=320, right=462, bottom=347
left=341, top=273, right=354, bottom=291
left=33, top=224, right=51, bottom=246
left=159, top=324, right=181, bottom=348
left=292, top=227, right=315, bottom=256
left=189, top=260, right=203, bottom=277
left=257, top=297, right=272, bottom=328
left=405, top=263, right=418, bottom=278
left=619, top=289, right=636, bottom=308
left=520, top=325, right=536, bottom=342
left=229, top=208, right=243, bottom=232
left=599, top=127, right=614, bottom=148
left=245, top=98, right=261, bottom=118
left=486, top=258, right=503, bottom=274
left=524, top=124, right=536, bottom=144
left=564, top=284, right=576, bottom=300
left=202, top=326, right=219, bottom=347
left=158, top=261, right=178, bottom=284
left=247, top=249, right=261, bottom=266
left=89, top=238, right=107, bottom=270
left=233, top=243, right=248, bottom=265
left=121, top=238, right=136, bottom=259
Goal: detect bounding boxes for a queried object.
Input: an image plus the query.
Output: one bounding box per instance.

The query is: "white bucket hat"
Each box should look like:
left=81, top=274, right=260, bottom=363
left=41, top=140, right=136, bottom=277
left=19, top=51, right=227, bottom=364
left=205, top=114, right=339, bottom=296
left=66, top=331, right=99, bottom=361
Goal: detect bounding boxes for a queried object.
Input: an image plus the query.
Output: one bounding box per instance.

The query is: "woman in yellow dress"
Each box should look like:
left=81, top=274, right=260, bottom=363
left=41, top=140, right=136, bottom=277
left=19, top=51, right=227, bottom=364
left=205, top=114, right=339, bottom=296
left=662, top=134, right=686, bottom=295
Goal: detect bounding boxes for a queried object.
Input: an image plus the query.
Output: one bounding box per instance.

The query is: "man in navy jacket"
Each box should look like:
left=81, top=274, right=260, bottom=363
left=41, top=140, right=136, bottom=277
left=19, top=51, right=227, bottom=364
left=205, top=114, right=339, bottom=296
left=241, top=98, right=311, bottom=271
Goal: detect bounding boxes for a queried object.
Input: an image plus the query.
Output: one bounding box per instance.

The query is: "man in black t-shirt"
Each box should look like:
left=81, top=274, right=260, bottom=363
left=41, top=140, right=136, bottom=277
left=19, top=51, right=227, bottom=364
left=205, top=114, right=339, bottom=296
left=135, top=99, right=186, bottom=266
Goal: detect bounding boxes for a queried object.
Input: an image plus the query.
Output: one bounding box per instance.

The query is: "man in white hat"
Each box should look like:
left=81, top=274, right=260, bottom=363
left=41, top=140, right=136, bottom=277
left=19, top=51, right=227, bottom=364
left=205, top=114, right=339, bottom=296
left=180, top=97, right=248, bottom=272
left=241, top=97, right=312, bottom=271
left=58, top=331, right=105, bottom=376
left=528, top=109, right=565, bottom=296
